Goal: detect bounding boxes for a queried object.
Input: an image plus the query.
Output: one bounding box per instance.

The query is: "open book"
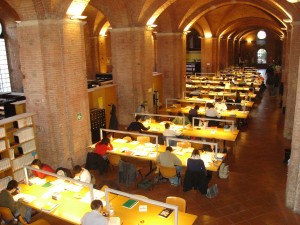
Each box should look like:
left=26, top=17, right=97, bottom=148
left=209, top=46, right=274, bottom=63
left=41, top=202, right=60, bottom=213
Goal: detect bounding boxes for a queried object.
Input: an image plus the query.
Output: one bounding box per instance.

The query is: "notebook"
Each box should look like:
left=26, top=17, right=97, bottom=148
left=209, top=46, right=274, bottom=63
left=158, top=208, right=174, bottom=218
left=122, top=199, right=139, bottom=209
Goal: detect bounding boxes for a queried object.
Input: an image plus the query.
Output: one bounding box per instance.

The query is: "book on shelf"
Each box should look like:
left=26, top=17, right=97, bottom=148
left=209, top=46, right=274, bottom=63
left=41, top=202, right=60, bottom=213
left=122, top=199, right=139, bottom=209
left=158, top=208, right=174, bottom=218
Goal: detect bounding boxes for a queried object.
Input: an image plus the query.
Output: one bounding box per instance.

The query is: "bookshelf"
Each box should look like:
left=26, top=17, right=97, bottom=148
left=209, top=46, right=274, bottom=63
left=0, top=113, right=38, bottom=189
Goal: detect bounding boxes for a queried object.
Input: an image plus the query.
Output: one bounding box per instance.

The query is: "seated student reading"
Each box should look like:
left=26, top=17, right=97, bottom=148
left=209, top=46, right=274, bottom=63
left=172, top=111, right=190, bottom=125
left=0, top=180, right=32, bottom=224
left=127, top=115, right=150, bottom=133
left=95, top=137, right=113, bottom=160
left=81, top=200, right=108, bottom=225
left=73, top=165, right=92, bottom=184
left=31, top=159, right=55, bottom=179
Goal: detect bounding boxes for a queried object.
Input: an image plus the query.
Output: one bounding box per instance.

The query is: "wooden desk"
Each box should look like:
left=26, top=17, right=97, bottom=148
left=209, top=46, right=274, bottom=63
left=18, top=177, right=115, bottom=224
left=164, top=106, right=250, bottom=119
left=89, top=139, right=226, bottom=172
left=110, top=195, right=197, bottom=225
left=143, top=121, right=239, bottom=142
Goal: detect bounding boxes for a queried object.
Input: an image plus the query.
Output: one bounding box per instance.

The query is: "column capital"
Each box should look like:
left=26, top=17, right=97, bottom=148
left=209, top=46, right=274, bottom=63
left=16, top=19, right=86, bottom=27
left=156, top=32, right=183, bottom=37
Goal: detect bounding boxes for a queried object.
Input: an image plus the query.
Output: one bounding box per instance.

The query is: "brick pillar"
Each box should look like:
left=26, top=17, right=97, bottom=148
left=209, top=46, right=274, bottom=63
left=156, top=32, right=186, bottom=100
left=99, top=36, right=108, bottom=73
left=110, top=27, right=154, bottom=125
left=86, top=36, right=100, bottom=79
left=281, top=29, right=291, bottom=112
left=219, top=38, right=228, bottom=70
left=228, top=39, right=234, bottom=67
left=284, top=22, right=300, bottom=139
left=286, top=21, right=300, bottom=211
left=201, top=37, right=218, bottom=73
left=17, top=19, right=91, bottom=168
left=4, top=22, right=23, bottom=92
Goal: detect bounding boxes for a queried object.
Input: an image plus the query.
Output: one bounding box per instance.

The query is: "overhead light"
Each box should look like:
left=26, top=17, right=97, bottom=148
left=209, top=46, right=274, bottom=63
left=281, top=27, right=287, bottom=30
left=286, top=0, right=300, bottom=3
left=204, top=32, right=212, bottom=38
left=283, top=18, right=292, bottom=23
left=67, top=0, right=90, bottom=18
left=70, top=15, right=87, bottom=20
left=147, top=24, right=157, bottom=28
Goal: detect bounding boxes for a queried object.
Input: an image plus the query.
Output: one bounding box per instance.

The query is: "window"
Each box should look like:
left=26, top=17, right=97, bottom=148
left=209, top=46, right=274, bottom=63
left=0, top=22, right=11, bottom=92
left=257, top=49, right=267, bottom=64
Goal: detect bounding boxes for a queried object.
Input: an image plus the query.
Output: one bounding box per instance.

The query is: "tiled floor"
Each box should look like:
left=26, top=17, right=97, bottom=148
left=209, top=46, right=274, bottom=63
left=31, top=88, right=300, bottom=225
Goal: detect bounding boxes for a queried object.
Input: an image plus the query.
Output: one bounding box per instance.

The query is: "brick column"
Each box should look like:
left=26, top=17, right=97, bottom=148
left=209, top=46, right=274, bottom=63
left=281, top=29, right=291, bottom=113
left=110, top=27, right=154, bottom=125
left=201, top=37, right=218, bottom=73
left=156, top=32, right=186, bottom=100
left=86, top=36, right=100, bottom=79
left=284, top=22, right=300, bottom=139
left=17, top=19, right=91, bottom=168
left=99, top=36, right=108, bottom=73
left=227, top=38, right=234, bottom=67
left=219, top=38, right=228, bottom=70
left=286, top=21, right=300, bottom=211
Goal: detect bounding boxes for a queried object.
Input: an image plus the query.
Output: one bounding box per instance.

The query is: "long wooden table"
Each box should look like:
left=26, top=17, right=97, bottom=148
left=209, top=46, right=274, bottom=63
left=17, top=176, right=110, bottom=224
left=164, top=106, right=249, bottom=119
left=110, top=195, right=197, bottom=225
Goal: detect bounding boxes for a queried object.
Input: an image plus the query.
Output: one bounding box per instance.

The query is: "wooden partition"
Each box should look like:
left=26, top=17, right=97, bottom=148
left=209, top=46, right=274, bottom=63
left=88, top=84, right=117, bottom=127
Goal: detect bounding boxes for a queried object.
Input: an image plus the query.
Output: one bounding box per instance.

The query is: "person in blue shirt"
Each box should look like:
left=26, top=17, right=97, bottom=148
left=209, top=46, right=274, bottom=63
left=81, top=200, right=108, bottom=225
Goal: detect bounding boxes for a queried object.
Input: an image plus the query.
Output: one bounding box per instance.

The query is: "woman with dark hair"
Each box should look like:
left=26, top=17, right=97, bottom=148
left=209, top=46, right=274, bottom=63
left=95, top=137, right=114, bottom=160
left=31, top=159, right=55, bottom=179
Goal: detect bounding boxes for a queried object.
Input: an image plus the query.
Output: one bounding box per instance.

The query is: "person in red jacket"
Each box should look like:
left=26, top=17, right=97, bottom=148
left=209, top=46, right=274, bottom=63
left=31, top=159, right=55, bottom=178
left=95, top=137, right=113, bottom=160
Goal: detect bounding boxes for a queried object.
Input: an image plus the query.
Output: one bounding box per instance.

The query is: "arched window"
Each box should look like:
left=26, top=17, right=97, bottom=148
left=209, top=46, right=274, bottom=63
left=257, top=49, right=267, bottom=64
left=0, top=22, right=11, bottom=92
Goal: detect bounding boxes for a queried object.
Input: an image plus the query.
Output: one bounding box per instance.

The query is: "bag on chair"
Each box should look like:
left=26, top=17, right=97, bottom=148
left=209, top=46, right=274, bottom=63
left=219, top=163, right=229, bottom=179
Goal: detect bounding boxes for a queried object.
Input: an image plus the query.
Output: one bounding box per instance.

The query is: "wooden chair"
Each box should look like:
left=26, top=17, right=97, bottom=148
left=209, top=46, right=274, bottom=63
left=30, top=219, right=51, bottom=225
left=137, top=136, right=150, bottom=144
left=123, top=136, right=133, bottom=142
left=158, top=166, right=181, bottom=189
left=177, top=142, right=191, bottom=148
left=100, top=185, right=109, bottom=191
left=0, top=207, right=14, bottom=223
left=108, top=154, right=121, bottom=171
left=166, top=196, right=186, bottom=212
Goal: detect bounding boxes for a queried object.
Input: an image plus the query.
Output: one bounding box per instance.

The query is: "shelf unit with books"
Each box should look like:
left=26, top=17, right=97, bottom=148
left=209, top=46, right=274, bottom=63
left=0, top=113, right=38, bottom=187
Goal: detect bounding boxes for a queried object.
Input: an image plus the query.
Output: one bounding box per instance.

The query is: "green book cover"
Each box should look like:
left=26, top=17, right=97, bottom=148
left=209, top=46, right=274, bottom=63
left=42, top=182, right=52, bottom=188
left=122, top=199, right=139, bottom=209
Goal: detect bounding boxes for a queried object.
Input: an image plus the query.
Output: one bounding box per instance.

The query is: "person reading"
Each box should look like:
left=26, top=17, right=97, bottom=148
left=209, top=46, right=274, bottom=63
left=31, top=159, right=55, bottom=179
left=127, top=115, right=150, bottom=133
left=81, top=200, right=108, bottom=225
left=95, top=137, right=114, bottom=160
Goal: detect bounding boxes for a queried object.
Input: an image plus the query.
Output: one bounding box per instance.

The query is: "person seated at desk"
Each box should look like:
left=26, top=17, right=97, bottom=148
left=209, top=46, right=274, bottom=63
left=73, top=165, right=92, bottom=184
left=31, top=159, right=55, bottom=179
left=188, top=105, right=200, bottom=126
left=0, top=180, right=32, bottom=224
left=156, top=146, right=182, bottom=186
left=214, top=98, right=227, bottom=112
left=95, top=137, right=114, bottom=160
left=81, top=200, right=108, bottom=225
left=163, top=123, right=182, bottom=146
left=172, top=111, right=190, bottom=125
left=205, top=103, right=221, bottom=127
left=127, top=115, right=150, bottom=133
left=183, top=149, right=210, bottom=195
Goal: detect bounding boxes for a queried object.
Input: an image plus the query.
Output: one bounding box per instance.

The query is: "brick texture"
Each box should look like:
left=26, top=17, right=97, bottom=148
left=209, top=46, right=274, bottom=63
left=17, top=19, right=91, bottom=168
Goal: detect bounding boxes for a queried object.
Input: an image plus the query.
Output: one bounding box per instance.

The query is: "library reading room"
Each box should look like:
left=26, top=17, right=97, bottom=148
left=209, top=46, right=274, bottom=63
left=1, top=0, right=300, bottom=225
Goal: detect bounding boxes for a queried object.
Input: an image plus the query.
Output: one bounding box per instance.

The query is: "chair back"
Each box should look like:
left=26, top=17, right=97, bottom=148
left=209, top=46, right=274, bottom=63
left=159, top=166, right=177, bottom=178
left=100, top=185, right=109, bottom=191
left=30, top=219, right=51, bottom=225
left=0, top=207, right=14, bottom=221
left=166, top=196, right=186, bottom=212
left=137, top=136, right=150, bottom=144
left=108, top=154, right=121, bottom=167
left=177, top=142, right=191, bottom=148
left=123, top=136, right=133, bottom=142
